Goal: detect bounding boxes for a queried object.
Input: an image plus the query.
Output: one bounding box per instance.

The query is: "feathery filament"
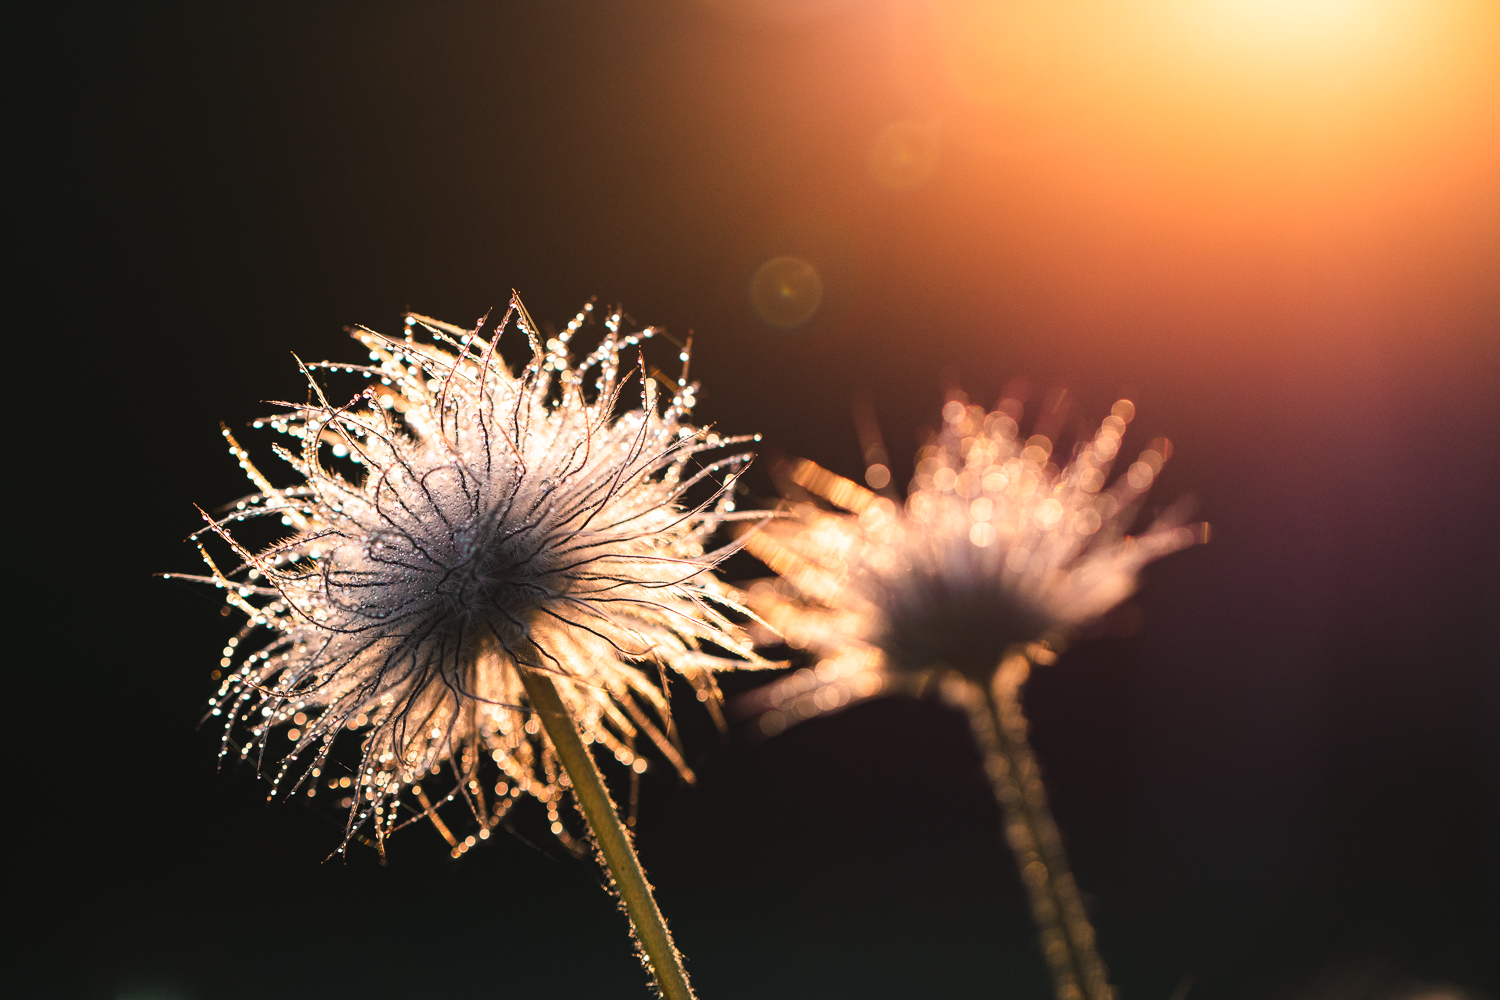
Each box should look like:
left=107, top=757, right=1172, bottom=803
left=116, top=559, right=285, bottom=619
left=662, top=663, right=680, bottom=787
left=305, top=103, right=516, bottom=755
left=171, top=295, right=773, bottom=856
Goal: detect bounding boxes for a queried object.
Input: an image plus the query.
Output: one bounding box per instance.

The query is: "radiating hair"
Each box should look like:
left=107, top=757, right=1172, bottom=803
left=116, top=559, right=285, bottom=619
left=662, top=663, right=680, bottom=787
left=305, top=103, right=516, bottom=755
left=169, top=295, right=776, bottom=856
left=738, top=392, right=1202, bottom=730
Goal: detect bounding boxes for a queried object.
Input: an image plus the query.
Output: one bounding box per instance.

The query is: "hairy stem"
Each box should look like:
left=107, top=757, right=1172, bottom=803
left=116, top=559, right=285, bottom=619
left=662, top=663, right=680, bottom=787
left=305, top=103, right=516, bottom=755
left=953, top=658, right=1115, bottom=1000
left=520, top=668, right=695, bottom=1000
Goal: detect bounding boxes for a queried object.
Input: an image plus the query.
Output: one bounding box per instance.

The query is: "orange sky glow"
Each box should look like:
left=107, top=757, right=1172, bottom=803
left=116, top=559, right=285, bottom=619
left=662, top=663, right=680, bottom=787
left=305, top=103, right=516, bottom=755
left=871, top=0, right=1499, bottom=371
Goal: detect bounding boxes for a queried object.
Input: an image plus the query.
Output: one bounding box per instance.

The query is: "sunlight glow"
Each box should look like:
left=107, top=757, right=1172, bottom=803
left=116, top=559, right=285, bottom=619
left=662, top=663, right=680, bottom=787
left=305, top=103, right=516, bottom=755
left=897, top=0, right=1500, bottom=191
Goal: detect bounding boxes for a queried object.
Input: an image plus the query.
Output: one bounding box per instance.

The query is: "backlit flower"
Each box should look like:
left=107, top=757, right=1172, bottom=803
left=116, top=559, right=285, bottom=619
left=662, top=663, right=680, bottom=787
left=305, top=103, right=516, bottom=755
left=738, top=391, right=1204, bottom=1000
left=169, top=296, right=772, bottom=855
left=738, top=392, right=1202, bottom=732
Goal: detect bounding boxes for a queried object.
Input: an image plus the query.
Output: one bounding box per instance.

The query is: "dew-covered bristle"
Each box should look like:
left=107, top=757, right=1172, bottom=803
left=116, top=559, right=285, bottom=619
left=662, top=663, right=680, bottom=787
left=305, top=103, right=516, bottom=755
left=168, top=294, right=776, bottom=856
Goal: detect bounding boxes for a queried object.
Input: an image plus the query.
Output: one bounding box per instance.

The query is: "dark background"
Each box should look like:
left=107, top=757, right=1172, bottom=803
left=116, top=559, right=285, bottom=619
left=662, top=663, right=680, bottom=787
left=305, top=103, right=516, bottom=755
left=14, top=3, right=1499, bottom=998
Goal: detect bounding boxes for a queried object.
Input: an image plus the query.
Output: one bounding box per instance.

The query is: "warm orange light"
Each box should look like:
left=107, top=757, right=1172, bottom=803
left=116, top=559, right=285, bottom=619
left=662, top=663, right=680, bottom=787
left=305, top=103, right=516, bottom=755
left=885, top=0, right=1499, bottom=348
left=1169, top=0, right=1396, bottom=66
left=894, top=0, right=1500, bottom=213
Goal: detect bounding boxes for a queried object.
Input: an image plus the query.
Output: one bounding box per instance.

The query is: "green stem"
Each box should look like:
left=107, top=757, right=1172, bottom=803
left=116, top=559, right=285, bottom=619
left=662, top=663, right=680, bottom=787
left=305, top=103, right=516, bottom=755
left=520, top=668, right=695, bottom=1000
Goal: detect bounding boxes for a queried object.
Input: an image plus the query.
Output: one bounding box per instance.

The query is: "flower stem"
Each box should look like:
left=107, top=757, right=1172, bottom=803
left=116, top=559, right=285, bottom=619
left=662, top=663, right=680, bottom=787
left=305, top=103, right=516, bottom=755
left=953, top=658, right=1115, bottom=1000
left=520, top=668, right=696, bottom=1000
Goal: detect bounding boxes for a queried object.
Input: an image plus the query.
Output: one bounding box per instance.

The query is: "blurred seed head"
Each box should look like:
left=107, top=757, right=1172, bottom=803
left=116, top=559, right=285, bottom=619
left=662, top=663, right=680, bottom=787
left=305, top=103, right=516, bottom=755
left=739, top=391, right=1203, bottom=731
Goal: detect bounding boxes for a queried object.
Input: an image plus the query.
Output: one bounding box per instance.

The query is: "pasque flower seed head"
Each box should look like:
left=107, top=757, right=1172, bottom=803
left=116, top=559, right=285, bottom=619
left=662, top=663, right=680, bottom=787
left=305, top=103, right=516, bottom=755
left=739, top=393, right=1202, bottom=729
left=169, top=296, right=774, bottom=854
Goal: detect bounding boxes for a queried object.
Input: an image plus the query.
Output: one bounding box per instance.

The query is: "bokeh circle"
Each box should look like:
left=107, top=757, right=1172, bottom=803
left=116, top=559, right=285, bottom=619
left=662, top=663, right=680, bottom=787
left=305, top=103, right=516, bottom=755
left=750, top=255, right=824, bottom=328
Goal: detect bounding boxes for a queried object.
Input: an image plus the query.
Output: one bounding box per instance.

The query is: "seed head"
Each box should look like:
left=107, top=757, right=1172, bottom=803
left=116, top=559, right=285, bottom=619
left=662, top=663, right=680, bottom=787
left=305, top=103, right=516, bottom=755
left=169, top=295, right=773, bottom=854
left=739, top=393, right=1203, bottom=733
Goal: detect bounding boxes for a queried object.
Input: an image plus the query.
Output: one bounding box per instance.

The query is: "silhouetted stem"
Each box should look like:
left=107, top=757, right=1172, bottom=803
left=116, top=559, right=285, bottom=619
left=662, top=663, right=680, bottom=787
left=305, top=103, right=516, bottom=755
left=953, top=659, right=1115, bottom=1000
left=520, top=669, right=695, bottom=1000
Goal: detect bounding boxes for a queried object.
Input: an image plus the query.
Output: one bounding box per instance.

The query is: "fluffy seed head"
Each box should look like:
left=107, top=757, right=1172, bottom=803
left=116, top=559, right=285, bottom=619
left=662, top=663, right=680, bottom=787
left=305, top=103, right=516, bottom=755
left=170, top=295, right=773, bottom=854
left=739, top=393, right=1202, bottom=733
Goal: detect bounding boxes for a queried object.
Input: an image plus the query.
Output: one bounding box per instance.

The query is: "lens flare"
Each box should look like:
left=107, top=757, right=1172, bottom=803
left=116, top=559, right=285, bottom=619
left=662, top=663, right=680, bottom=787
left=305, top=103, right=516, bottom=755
left=868, top=120, right=942, bottom=191
left=750, top=255, right=824, bottom=328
